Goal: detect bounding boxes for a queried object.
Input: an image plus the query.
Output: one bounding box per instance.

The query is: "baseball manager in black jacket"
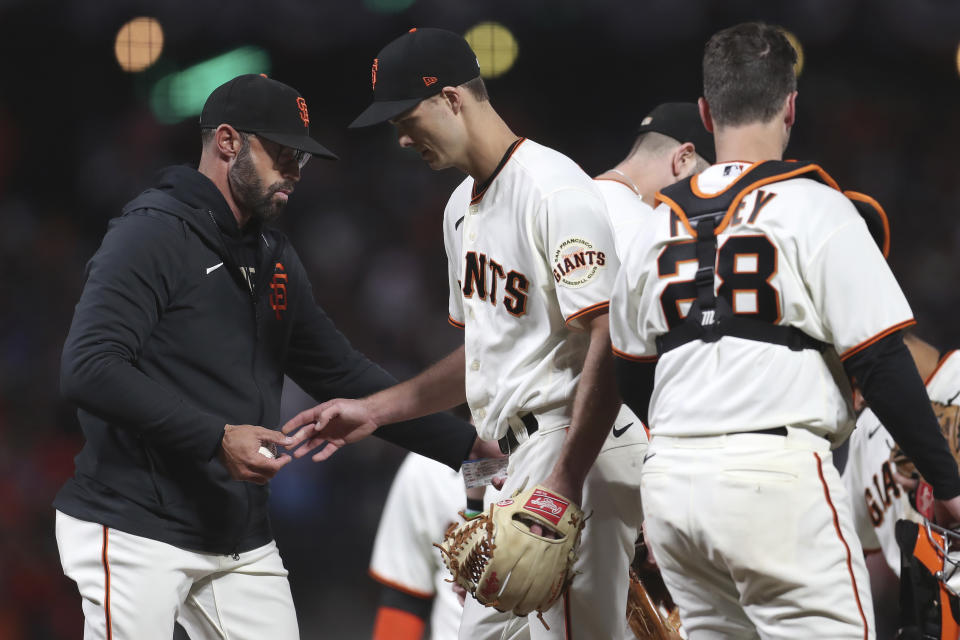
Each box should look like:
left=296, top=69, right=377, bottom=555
left=54, top=74, right=485, bottom=640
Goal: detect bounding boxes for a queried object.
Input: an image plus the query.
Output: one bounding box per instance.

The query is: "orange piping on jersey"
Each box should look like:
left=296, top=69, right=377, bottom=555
left=372, top=606, right=426, bottom=640
left=925, top=349, right=957, bottom=387
left=844, top=191, right=891, bottom=259
left=102, top=526, right=113, bottom=640
left=814, top=452, right=870, bottom=640
left=715, top=164, right=840, bottom=235
left=840, top=319, right=917, bottom=362
left=565, top=301, right=609, bottom=328
left=612, top=346, right=658, bottom=363
left=470, top=138, right=526, bottom=205
left=448, top=316, right=465, bottom=329
left=369, top=568, right=434, bottom=600
left=654, top=192, right=697, bottom=237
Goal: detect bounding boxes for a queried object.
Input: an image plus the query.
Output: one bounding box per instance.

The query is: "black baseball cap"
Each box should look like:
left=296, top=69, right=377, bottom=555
left=637, top=102, right=715, bottom=164
left=200, top=74, right=338, bottom=161
left=350, top=28, right=481, bottom=128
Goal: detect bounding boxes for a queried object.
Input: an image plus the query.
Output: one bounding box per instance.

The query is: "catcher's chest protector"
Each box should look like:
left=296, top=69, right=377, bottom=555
left=654, top=160, right=890, bottom=356
left=896, top=519, right=960, bottom=639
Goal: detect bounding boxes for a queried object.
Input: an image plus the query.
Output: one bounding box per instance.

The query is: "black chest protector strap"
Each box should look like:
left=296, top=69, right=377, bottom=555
left=654, top=160, right=860, bottom=356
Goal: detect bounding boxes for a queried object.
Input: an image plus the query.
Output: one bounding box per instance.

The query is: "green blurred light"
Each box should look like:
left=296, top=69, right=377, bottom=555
left=150, top=46, right=271, bottom=124
left=363, top=0, right=416, bottom=14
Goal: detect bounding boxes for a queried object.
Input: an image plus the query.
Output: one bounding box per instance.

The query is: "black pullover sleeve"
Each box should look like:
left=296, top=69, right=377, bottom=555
left=283, top=251, right=476, bottom=470
left=844, top=331, right=960, bottom=500
left=60, top=213, right=227, bottom=460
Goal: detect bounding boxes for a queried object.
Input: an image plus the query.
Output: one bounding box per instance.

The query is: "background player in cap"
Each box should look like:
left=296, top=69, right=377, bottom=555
left=284, top=27, right=646, bottom=639
left=54, top=73, right=481, bottom=640
left=609, top=21, right=960, bottom=638
left=595, top=101, right=714, bottom=258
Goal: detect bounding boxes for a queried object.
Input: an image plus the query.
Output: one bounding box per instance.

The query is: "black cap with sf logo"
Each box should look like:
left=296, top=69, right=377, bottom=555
left=350, top=28, right=481, bottom=128
left=200, top=74, right=338, bottom=160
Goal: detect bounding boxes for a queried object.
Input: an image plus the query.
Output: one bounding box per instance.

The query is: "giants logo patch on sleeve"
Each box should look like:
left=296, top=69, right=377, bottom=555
left=552, top=237, right=606, bottom=288
left=522, top=489, right=569, bottom=525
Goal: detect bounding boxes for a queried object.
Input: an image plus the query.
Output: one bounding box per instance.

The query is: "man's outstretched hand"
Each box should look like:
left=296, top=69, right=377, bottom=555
left=281, top=398, right=379, bottom=461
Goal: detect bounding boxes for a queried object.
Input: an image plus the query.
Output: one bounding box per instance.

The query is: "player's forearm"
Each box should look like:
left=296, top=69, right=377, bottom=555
left=845, top=332, right=960, bottom=499
left=366, top=345, right=467, bottom=425
left=552, top=315, right=622, bottom=492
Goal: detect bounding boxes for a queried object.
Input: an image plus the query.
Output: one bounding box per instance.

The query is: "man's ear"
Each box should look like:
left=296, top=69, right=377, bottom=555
left=698, top=97, right=714, bottom=133
left=784, top=91, right=798, bottom=129
left=215, top=125, right=244, bottom=159
left=672, top=142, right=696, bottom=177
left=440, top=86, right=464, bottom=115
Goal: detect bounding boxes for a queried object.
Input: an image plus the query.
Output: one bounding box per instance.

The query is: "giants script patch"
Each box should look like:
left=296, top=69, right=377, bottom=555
left=552, top=237, right=606, bottom=288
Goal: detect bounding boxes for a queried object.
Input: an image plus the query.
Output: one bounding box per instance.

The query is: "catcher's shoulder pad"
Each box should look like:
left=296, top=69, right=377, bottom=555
left=844, top=190, right=890, bottom=258
left=655, top=160, right=891, bottom=258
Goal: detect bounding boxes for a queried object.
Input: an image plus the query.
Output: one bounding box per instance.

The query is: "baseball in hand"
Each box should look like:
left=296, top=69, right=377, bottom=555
left=258, top=443, right=278, bottom=459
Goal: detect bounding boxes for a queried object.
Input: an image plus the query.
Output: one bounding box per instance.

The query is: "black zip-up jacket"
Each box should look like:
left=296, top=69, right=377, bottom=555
left=54, top=165, right=476, bottom=554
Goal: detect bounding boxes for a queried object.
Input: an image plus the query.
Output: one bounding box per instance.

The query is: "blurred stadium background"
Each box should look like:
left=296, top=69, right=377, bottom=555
left=3, top=0, right=960, bottom=638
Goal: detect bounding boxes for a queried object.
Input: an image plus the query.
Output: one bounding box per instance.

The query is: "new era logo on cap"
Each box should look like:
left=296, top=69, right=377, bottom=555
left=350, top=27, right=481, bottom=128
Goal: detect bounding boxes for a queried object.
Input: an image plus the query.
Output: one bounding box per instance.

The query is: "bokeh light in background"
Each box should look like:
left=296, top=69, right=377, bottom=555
left=114, top=17, right=163, bottom=72
left=955, top=42, right=960, bottom=77
left=464, top=22, right=519, bottom=79
left=149, top=46, right=270, bottom=124
left=781, top=29, right=804, bottom=76
left=363, top=0, right=416, bottom=14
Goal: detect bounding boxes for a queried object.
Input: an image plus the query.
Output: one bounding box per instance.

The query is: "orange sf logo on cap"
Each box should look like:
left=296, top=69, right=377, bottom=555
left=296, top=97, right=309, bottom=127
left=371, top=58, right=378, bottom=90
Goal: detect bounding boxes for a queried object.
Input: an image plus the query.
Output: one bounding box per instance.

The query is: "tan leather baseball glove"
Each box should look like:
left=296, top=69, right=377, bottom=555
left=436, top=484, right=585, bottom=628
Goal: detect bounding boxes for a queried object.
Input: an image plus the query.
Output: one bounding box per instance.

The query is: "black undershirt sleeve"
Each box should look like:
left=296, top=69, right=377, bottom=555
left=613, top=357, right=657, bottom=427
left=379, top=585, right=432, bottom=621
left=843, top=332, right=960, bottom=500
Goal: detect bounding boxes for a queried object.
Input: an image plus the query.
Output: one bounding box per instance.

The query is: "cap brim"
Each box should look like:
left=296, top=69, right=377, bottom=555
left=349, top=97, right=425, bottom=129
left=256, top=132, right=339, bottom=161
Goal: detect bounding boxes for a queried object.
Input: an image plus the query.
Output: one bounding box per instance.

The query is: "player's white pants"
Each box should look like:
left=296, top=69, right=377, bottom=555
left=459, top=407, right=646, bottom=640
left=55, top=510, right=299, bottom=640
left=641, top=428, right=875, bottom=640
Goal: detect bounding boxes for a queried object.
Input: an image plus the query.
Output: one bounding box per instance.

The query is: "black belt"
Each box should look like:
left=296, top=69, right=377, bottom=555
left=752, top=426, right=787, bottom=436
left=498, top=413, right=539, bottom=454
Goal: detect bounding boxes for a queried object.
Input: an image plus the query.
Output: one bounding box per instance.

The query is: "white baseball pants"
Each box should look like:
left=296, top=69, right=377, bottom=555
left=459, top=407, right=646, bottom=640
left=55, top=511, right=299, bottom=640
left=641, top=427, right=875, bottom=640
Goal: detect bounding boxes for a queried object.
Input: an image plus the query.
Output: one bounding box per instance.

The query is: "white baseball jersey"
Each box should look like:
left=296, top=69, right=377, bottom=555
left=594, top=178, right=656, bottom=260
left=610, top=161, right=915, bottom=440
left=444, top=139, right=622, bottom=441
left=370, top=454, right=466, bottom=640
left=843, top=349, right=960, bottom=580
